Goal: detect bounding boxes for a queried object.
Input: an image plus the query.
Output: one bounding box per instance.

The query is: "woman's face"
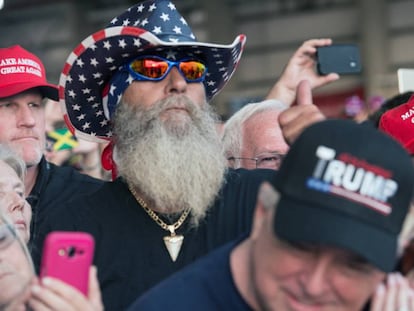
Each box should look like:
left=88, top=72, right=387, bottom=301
left=0, top=217, right=34, bottom=309
left=0, top=160, right=31, bottom=243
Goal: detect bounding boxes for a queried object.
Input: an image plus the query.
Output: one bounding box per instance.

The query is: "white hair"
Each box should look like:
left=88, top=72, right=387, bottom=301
left=221, top=99, right=288, bottom=167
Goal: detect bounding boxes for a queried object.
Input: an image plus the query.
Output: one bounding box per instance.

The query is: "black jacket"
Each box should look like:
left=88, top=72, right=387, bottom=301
left=28, top=157, right=104, bottom=269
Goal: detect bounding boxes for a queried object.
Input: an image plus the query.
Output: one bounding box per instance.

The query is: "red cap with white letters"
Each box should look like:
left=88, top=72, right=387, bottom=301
left=0, top=45, right=58, bottom=100
left=379, top=95, right=414, bottom=155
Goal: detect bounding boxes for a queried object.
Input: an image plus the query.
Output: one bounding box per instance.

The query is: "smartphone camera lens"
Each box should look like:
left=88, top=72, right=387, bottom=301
left=67, top=246, right=76, bottom=258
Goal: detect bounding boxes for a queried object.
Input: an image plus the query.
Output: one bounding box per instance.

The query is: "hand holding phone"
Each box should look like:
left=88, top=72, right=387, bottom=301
left=40, top=231, right=95, bottom=296
left=317, top=44, right=362, bottom=75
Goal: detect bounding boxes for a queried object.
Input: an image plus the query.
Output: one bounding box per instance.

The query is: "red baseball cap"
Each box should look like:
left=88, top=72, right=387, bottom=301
left=379, top=95, right=414, bottom=155
left=0, top=45, right=58, bottom=100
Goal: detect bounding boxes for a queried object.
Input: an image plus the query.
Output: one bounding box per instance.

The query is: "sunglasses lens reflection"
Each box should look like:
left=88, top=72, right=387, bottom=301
left=129, top=57, right=206, bottom=81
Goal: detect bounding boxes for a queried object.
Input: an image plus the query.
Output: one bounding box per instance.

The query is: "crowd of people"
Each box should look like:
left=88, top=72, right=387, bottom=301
left=1, top=0, right=414, bottom=310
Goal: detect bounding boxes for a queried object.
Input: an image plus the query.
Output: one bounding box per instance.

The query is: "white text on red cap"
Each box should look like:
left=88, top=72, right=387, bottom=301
left=0, top=58, right=42, bottom=77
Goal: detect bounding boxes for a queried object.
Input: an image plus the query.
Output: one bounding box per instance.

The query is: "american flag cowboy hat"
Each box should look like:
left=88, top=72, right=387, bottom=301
left=59, top=0, right=246, bottom=142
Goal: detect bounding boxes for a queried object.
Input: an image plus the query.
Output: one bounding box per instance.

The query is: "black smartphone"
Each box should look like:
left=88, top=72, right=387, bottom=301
left=317, top=44, right=362, bottom=75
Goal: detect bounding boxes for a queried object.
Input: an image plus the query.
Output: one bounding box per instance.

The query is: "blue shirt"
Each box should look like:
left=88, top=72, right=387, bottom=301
left=128, top=239, right=252, bottom=311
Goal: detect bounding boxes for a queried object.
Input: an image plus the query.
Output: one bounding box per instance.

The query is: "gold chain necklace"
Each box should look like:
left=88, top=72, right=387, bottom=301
left=127, top=183, right=190, bottom=262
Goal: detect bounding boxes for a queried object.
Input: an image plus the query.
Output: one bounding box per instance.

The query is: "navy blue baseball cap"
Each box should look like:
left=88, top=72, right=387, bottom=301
left=272, top=119, right=414, bottom=272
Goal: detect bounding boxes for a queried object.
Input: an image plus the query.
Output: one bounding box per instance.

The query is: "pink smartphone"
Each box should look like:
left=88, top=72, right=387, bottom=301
left=40, top=231, right=95, bottom=295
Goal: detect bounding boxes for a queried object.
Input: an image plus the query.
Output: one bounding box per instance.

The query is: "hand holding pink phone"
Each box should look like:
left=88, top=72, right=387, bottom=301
left=40, top=231, right=95, bottom=296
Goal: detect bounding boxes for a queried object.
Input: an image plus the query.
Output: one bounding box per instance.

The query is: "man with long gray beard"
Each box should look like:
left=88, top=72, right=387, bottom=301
left=33, top=0, right=337, bottom=310
left=114, top=95, right=226, bottom=225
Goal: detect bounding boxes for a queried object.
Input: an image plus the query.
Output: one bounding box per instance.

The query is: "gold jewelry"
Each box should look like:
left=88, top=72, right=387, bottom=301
left=127, top=183, right=190, bottom=262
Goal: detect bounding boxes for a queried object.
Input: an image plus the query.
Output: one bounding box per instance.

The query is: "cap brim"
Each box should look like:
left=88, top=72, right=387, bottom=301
left=273, top=195, right=397, bottom=272
left=0, top=82, right=58, bottom=101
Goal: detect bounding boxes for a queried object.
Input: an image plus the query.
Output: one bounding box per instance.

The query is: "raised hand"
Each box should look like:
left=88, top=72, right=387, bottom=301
left=278, top=80, right=326, bottom=144
left=266, top=38, right=340, bottom=105
left=28, top=266, right=103, bottom=311
left=370, top=273, right=414, bottom=311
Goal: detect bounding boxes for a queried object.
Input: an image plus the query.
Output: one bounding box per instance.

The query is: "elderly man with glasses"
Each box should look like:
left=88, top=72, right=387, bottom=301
left=223, top=99, right=290, bottom=170
left=221, top=37, right=341, bottom=171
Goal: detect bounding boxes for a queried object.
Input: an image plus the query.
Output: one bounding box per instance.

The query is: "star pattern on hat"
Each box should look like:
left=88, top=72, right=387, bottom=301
left=60, top=0, right=245, bottom=142
left=61, top=29, right=153, bottom=140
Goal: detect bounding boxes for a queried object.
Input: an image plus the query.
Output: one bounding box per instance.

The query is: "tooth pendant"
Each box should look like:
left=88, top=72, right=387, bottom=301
left=163, top=225, right=183, bottom=262
left=163, top=234, right=184, bottom=262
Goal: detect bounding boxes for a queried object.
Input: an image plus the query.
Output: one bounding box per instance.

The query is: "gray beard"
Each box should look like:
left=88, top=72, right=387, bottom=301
left=113, top=95, right=227, bottom=225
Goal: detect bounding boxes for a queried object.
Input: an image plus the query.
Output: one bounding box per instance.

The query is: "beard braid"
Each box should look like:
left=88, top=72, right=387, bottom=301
left=113, top=95, right=227, bottom=226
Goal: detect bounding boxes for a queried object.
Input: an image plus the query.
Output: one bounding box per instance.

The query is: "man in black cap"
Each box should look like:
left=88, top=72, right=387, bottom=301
left=130, top=119, right=414, bottom=311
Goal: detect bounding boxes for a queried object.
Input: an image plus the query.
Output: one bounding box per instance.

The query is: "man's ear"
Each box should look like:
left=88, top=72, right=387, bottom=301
left=250, top=182, right=276, bottom=240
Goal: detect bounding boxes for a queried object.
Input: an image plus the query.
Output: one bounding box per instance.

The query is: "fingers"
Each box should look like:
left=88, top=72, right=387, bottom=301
left=370, top=273, right=414, bottom=311
left=325, top=72, right=340, bottom=82
left=371, top=283, right=386, bottom=311
left=288, top=38, right=332, bottom=69
left=28, top=298, right=55, bottom=311
left=397, top=274, right=412, bottom=311
left=295, top=39, right=340, bottom=89
left=29, top=279, right=76, bottom=311
left=384, top=274, right=398, bottom=311
left=88, top=266, right=104, bottom=310
left=278, top=80, right=325, bottom=144
left=29, top=277, right=91, bottom=311
left=265, top=37, right=339, bottom=105
left=296, top=38, right=333, bottom=56
left=296, top=80, right=313, bottom=106
left=279, top=105, right=325, bottom=145
left=304, top=38, right=333, bottom=47
left=313, top=72, right=340, bottom=89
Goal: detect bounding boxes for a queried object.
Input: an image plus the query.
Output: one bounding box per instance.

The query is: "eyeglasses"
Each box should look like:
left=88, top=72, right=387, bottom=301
left=125, top=56, right=208, bottom=82
left=228, top=152, right=286, bottom=170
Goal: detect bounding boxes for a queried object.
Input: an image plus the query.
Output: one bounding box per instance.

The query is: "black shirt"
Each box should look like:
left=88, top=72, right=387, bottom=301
left=28, top=157, right=103, bottom=268
left=34, top=168, right=275, bottom=311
